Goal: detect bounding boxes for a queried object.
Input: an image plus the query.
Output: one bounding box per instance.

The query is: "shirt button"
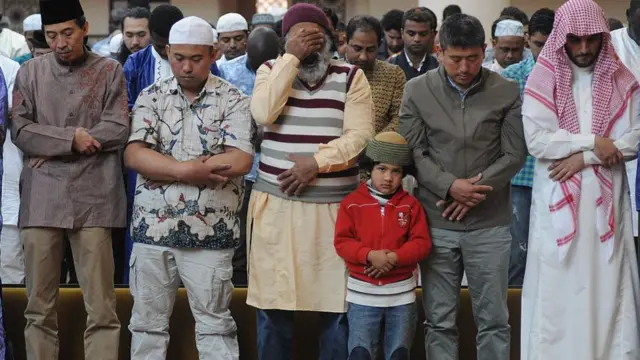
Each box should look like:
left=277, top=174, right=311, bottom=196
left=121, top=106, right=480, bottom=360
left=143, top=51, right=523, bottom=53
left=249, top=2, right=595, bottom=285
left=70, top=90, right=74, bottom=95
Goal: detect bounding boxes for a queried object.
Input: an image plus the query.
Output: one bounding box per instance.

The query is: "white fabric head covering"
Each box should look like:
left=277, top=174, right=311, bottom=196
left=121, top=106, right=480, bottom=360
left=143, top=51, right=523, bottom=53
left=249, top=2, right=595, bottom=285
left=495, top=19, right=525, bottom=37
left=110, top=33, right=123, bottom=54
left=23, top=14, right=42, bottom=32
left=212, top=28, right=218, bottom=44
left=216, top=13, right=248, bottom=33
left=169, top=16, right=215, bottom=46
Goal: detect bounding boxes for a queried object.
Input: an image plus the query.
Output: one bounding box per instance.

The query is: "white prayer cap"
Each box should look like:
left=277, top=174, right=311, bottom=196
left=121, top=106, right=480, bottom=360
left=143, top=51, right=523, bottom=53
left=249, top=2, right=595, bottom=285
left=23, top=14, right=42, bottom=32
left=216, top=13, right=248, bottom=34
left=110, top=33, right=123, bottom=54
left=212, top=28, right=218, bottom=44
left=495, top=19, right=525, bottom=37
left=169, top=16, right=215, bottom=46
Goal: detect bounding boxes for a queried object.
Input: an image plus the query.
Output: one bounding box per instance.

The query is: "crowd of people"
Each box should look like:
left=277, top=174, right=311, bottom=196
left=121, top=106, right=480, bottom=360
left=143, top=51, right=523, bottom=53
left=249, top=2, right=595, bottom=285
left=0, top=0, right=636, bottom=359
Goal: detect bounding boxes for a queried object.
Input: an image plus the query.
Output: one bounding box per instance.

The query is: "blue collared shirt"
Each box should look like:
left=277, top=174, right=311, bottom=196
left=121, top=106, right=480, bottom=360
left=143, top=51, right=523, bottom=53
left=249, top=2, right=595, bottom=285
left=218, top=54, right=259, bottom=182
left=502, top=57, right=536, bottom=188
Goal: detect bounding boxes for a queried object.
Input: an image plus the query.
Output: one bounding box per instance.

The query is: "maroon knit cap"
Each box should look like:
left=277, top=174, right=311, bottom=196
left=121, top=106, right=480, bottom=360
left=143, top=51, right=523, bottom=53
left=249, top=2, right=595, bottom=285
left=282, top=3, right=331, bottom=35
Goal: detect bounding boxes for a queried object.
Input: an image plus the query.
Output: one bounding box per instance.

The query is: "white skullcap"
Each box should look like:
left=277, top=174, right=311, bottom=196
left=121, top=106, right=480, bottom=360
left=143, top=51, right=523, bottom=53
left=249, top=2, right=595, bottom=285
left=169, top=16, right=215, bottom=46
left=216, top=13, right=248, bottom=33
left=110, top=33, right=123, bottom=54
left=23, top=14, right=42, bottom=32
left=495, top=19, right=524, bottom=37
left=212, top=28, right=218, bottom=44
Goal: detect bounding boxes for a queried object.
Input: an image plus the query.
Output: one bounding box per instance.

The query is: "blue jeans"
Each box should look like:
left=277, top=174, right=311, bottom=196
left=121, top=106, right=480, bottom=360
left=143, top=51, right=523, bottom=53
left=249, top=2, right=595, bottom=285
left=508, top=186, right=532, bottom=286
left=347, top=302, right=416, bottom=360
left=257, top=309, right=348, bottom=360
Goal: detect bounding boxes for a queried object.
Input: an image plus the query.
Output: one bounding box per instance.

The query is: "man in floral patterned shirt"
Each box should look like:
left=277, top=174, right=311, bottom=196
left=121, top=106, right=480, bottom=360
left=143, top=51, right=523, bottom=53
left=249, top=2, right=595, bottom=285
left=124, top=16, right=254, bottom=360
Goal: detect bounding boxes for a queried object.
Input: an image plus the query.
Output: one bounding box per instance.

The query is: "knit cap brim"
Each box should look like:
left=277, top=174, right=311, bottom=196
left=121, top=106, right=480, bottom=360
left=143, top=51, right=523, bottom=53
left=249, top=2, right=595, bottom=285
left=365, top=132, right=412, bottom=167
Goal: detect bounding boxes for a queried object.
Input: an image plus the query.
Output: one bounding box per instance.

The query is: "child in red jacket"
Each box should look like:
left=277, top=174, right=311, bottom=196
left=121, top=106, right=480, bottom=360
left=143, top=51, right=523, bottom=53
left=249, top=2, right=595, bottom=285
left=334, top=132, right=432, bottom=360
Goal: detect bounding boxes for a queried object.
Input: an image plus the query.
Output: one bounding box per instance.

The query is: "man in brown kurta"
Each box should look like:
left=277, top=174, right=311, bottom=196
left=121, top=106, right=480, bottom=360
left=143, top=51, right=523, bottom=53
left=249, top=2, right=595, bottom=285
left=11, top=1, right=129, bottom=359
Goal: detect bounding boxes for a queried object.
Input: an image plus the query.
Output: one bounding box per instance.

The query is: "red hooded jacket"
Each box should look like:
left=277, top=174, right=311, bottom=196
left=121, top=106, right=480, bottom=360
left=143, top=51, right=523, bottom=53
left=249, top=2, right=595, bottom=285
left=334, top=183, right=432, bottom=286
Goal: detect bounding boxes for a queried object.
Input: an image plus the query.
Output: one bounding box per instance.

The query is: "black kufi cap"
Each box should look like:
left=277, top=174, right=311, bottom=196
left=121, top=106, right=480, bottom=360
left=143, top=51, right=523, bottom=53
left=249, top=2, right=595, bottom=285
left=40, top=0, right=84, bottom=26
left=149, top=4, right=183, bottom=38
left=31, top=30, right=49, bottom=48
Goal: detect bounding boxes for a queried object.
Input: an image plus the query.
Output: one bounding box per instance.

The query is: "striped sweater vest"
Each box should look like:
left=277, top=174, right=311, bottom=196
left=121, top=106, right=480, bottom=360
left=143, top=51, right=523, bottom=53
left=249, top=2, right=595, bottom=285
left=253, top=60, right=360, bottom=203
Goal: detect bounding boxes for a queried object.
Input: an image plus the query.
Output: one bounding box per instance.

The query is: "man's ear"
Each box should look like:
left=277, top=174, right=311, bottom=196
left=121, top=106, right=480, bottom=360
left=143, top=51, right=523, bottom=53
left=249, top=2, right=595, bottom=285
left=210, top=46, right=217, bottom=65
left=83, top=21, right=89, bottom=37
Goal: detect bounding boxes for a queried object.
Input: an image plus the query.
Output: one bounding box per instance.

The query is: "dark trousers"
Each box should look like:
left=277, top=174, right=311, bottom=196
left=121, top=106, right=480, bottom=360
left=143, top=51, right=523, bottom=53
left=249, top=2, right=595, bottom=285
left=232, top=180, right=252, bottom=286
left=508, top=186, right=532, bottom=286
left=256, top=309, right=348, bottom=360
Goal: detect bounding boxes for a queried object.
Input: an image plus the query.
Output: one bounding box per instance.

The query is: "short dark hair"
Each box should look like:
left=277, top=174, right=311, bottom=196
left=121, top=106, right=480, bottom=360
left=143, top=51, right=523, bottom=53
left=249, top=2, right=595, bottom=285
left=359, top=154, right=415, bottom=177
left=631, top=0, right=640, bottom=13
left=336, top=22, right=346, bottom=32
left=529, top=8, right=555, bottom=37
left=381, top=9, right=403, bottom=32
left=346, top=15, right=383, bottom=45
left=274, top=19, right=283, bottom=38
left=608, top=17, right=624, bottom=31
left=403, top=7, right=437, bottom=31
left=121, top=7, right=151, bottom=31
left=491, top=15, right=517, bottom=40
left=439, top=13, right=485, bottom=50
left=500, top=6, right=529, bottom=25
left=443, top=5, right=462, bottom=20
left=75, top=15, right=87, bottom=29
left=149, top=4, right=184, bottom=38
left=322, top=7, right=339, bottom=30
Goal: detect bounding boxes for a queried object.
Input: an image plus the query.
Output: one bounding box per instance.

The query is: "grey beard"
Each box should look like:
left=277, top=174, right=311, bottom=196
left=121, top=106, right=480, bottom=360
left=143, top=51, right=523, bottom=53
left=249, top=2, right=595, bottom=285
left=286, top=33, right=333, bottom=85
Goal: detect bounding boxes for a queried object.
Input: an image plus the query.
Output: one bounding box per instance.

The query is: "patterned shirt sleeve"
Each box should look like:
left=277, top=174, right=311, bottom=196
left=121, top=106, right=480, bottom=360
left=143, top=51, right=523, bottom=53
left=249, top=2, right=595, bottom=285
left=128, top=86, right=160, bottom=146
left=221, top=86, right=254, bottom=156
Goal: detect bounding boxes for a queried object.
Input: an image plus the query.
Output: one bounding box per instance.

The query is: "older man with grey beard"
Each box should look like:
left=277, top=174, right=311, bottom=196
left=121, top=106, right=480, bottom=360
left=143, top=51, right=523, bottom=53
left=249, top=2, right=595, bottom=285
left=247, top=3, right=374, bottom=360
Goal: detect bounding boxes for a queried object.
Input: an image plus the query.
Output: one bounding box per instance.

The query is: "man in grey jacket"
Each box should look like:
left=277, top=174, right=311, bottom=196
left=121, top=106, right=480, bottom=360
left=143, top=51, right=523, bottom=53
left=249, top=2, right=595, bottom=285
left=399, top=13, right=527, bottom=360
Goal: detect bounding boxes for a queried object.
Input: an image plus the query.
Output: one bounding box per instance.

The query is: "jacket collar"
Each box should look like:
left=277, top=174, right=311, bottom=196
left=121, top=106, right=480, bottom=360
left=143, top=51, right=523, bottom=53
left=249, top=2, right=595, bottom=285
left=437, top=66, right=487, bottom=97
left=355, top=182, right=408, bottom=204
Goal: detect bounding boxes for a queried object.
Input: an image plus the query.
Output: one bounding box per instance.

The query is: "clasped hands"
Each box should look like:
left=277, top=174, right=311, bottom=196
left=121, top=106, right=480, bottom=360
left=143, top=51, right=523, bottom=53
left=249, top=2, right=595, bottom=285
left=365, top=250, right=398, bottom=279
left=547, top=136, right=622, bottom=182
left=436, top=174, right=493, bottom=222
left=146, top=155, right=231, bottom=190
left=29, top=128, right=102, bottom=168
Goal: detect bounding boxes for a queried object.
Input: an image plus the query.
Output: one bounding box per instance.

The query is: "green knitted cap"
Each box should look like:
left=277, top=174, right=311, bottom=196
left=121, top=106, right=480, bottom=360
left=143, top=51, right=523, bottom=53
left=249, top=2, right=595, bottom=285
left=365, top=132, right=412, bottom=167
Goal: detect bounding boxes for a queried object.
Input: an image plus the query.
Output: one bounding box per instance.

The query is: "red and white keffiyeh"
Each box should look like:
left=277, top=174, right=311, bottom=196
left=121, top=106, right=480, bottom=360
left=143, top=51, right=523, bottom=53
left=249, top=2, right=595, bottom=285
left=524, top=0, right=638, bottom=261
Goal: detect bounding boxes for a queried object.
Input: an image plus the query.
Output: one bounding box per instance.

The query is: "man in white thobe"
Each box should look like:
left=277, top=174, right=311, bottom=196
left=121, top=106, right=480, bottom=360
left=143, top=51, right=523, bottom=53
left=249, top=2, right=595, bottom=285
left=611, top=0, right=640, bottom=241
left=521, top=0, right=640, bottom=359
left=0, top=53, right=23, bottom=284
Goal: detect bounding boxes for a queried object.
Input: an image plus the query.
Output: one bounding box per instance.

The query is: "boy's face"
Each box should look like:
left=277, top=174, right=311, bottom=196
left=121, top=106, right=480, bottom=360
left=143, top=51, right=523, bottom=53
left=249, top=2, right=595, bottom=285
left=371, top=162, right=403, bottom=195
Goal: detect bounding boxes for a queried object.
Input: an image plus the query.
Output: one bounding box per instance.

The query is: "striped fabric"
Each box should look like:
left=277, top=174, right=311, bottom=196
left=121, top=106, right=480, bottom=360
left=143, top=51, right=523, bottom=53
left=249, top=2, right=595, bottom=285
left=253, top=60, right=360, bottom=203
left=346, top=275, right=417, bottom=307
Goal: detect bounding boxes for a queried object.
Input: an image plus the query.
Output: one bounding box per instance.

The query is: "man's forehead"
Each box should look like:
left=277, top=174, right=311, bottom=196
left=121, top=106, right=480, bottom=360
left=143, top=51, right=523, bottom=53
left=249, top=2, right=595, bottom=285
left=495, top=36, right=525, bottom=45
left=44, top=20, right=79, bottom=33
left=219, top=30, right=247, bottom=38
left=170, top=44, right=211, bottom=55
left=566, top=32, right=603, bottom=39
left=124, top=17, right=149, bottom=29
left=403, top=20, right=429, bottom=31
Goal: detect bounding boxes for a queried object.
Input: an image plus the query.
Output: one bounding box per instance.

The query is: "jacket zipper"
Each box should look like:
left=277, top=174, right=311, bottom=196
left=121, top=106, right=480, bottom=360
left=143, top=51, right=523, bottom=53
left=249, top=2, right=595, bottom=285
left=460, top=81, right=480, bottom=229
left=380, top=204, right=386, bottom=286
